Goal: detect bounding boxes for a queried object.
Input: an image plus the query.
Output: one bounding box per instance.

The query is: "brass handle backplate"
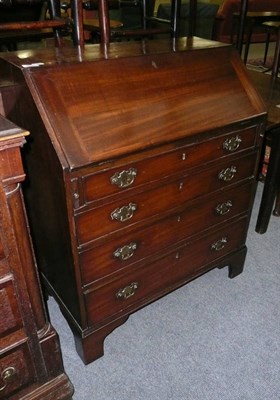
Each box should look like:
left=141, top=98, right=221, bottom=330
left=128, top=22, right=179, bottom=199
left=0, top=367, right=16, bottom=392
left=110, top=168, right=137, bottom=188
left=218, top=166, right=237, bottom=182
left=111, top=203, right=137, bottom=222
left=211, top=237, right=228, bottom=252
left=113, top=242, right=137, bottom=261
left=215, top=200, right=233, bottom=216
left=116, top=282, right=138, bottom=300
left=223, top=135, right=242, bottom=152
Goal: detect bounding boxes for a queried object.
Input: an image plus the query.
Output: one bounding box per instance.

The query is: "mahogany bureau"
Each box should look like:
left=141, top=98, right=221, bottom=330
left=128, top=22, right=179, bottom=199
left=0, top=116, right=73, bottom=398
left=0, top=37, right=266, bottom=365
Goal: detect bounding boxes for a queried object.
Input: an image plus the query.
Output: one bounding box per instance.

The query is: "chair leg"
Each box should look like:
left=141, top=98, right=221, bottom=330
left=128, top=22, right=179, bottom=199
left=271, top=26, right=280, bottom=80
left=273, top=187, right=280, bottom=216
left=71, top=0, right=85, bottom=46
left=243, top=23, right=253, bottom=64
left=256, top=126, right=280, bottom=234
left=263, top=30, right=271, bottom=66
left=47, top=0, right=63, bottom=45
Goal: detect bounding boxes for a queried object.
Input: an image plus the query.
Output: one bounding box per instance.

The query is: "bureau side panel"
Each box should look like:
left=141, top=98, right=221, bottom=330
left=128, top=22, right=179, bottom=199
left=2, top=77, right=81, bottom=326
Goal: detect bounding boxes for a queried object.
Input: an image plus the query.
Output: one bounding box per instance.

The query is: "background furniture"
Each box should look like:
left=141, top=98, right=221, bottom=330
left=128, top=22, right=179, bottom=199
left=212, top=0, right=280, bottom=45
left=247, top=71, right=280, bottom=233
left=0, top=0, right=71, bottom=51
left=156, top=1, right=219, bottom=39
left=81, top=0, right=198, bottom=44
left=262, top=21, right=280, bottom=79
left=0, top=38, right=266, bottom=364
left=82, top=0, right=167, bottom=42
left=0, top=115, right=73, bottom=399
left=233, top=11, right=280, bottom=64
left=233, top=2, right=280, bottom=232
left=256, top=125, right=280, bottom=232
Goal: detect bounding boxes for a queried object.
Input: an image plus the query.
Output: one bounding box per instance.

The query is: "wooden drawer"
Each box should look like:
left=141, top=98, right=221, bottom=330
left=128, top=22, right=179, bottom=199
left=0, top=278, right=22, bottom=338
left=84, top=217, right=248, bottom=326
left=0, top=342, right=35, bottom=399
left=82, top=127, right=257, bottom=204
left=76, top=153, right=256, bottom=246
left=79, top=181, right=253, bottom=285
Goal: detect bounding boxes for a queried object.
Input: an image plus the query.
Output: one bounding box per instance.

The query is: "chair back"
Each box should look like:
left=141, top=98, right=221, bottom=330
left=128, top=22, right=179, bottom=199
left=0, top=0, right=71, bottom=49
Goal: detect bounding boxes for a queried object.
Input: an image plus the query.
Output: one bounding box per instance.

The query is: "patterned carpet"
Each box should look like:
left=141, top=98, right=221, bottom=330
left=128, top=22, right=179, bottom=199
left=247, top=56, right=274, bottom=73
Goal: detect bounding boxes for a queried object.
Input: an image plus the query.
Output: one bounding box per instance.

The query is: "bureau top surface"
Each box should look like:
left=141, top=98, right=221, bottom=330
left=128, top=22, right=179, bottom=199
left=4, top=38, right=266, bottom=169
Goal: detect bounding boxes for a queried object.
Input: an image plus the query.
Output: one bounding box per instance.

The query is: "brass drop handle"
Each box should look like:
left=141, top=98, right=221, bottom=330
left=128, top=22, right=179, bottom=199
left=223, top=135, right=242, bottom=152
left=211, top=237, right=228, bottom=252
left=113, top=242, right=137, bottom=261
left=110, top=168, right=137, bottom=188
left=111, top=203, right=137, bottom=222
left=218, top=166, right=237, bottom=182
left=215, top=200, right=233, bottom=216
left=0, top=367, right=16, bottom=391
left=116, top=282, right=138, bottom=300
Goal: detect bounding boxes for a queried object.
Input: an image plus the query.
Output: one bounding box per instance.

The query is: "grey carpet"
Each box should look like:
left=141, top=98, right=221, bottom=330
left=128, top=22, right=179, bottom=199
left=48, top=183, right=280, bottom=400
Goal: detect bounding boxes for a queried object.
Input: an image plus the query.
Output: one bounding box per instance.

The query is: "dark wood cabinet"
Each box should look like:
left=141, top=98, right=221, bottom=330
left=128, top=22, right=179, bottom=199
left=0, top=116, right=73, bottom=399
left=0, top=37, right=267, bottom=365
